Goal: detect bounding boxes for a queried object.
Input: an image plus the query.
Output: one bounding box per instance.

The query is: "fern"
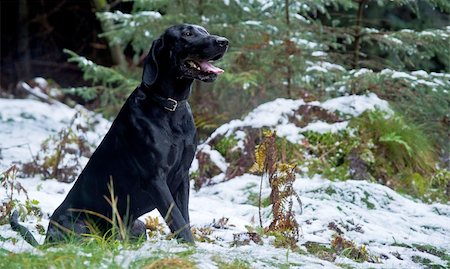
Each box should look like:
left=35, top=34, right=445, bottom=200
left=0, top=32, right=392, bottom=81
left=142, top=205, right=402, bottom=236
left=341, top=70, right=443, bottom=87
left=250, top=130, right=302, bottom=249
left=379, top=132, right=413, bottom=157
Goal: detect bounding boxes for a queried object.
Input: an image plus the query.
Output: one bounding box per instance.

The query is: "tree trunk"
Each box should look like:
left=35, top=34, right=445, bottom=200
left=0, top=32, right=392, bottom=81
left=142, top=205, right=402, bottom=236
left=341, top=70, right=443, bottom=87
left=17, top=0, right=31, bottom=79
left=285, top=0, right=292, bottom=98
left=92, top=0, right=126, bottom=68
left=353, top=0, right=367, bottom=69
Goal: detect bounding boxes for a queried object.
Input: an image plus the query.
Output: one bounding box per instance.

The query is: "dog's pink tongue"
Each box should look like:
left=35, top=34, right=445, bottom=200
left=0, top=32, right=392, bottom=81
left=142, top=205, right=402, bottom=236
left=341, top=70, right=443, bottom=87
left=198, top=61, right=224, bottom=74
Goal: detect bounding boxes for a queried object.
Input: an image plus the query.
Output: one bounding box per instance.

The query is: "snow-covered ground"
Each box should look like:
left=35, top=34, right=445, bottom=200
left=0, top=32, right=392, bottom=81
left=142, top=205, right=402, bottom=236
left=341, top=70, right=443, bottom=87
left=0, top=95, right=449, bottom=268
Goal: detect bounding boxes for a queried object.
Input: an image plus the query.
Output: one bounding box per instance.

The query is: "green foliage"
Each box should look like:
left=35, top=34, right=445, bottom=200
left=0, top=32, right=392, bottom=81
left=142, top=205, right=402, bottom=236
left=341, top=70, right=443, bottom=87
left=429, top=169, right=450, bottom=201
left=411, top=256, right=447, bottom=269
left=302, top=130, right=359, bottom=181
left=212, top=257, right=252, bottom=269
left=64, top=49, right=139, bottom=118
left=0, top=240, right=198, bottom=269
left=139, top=257, right=197, bottom=269
left=300, top=109, right=447, bottom=202
left=0, top=242, right=119, bottom=269
left=214, top=135, right=238, bottom=159
left=66, top=0, right=449, bottom=149
left=304, top=241, right=336, bottom=262
left=350, top=109, right=436, bottom=177
left=330, top=234, right=379, bottom=263
left=64, top=0, right=449, bottom=204
left=304, top=234, right=380, bottom=263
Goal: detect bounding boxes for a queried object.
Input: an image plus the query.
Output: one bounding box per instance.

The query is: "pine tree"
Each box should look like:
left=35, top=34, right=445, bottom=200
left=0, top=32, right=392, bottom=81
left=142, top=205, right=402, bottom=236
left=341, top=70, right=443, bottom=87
left=67, top=0, right=449, bottom=152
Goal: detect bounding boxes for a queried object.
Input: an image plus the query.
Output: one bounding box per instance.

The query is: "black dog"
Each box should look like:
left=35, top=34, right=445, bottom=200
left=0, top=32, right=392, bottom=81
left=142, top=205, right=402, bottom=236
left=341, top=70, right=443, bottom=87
left=11, top=24, right=228, bottom=245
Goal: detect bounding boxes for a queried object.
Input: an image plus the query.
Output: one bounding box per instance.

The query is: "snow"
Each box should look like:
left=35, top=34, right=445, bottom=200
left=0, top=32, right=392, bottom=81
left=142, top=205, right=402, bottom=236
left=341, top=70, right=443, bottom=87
left=196, top=144, right=228, bottom=172
left=391, top=71, right=417, bottom=81
left=291, top=37, right=319, bottom=49
left=306, top=61, right=346, bottom=72
left=33, top=77, right=48, bottom=88
left=300, top=121, right=348, bottom=134
left=352, top=68, right=372, bottom=77
left=206, top=93, right=392, bottom=147
left=321, top=93, right=392, bottom=117
left=0, top=98, right=110, bottom=171
left=207, top=98, right=305, bottom=142
left=1, top=95, right=449, bottom=268
left=312, top=51, right=327, bottom=57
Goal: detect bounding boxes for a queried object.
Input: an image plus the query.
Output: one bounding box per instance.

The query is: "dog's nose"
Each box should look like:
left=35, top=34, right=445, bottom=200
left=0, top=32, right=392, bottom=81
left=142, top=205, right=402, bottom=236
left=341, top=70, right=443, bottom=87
left=216, top=37, right=229, bottom=47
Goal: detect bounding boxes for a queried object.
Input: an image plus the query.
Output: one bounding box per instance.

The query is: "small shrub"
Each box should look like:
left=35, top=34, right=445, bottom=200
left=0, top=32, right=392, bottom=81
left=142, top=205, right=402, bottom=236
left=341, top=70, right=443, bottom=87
left=231, top=232, right=262, bottom=247
left=331, top=234, right=379, bottom=263
left=302, top=130, right=360, bottom=181
left=191, top=226, right=214, bottom=243
left=145, top=216, right=165, bottom=238
left=350, top=110, right=442, bottom=200
left=304, top=241, right=336, bottom=262
left=0, top=165, right=42, bottom=225
left=214, top=135, right=238, bottom=158
left=250, top=130, right=302, bottom=249
left=351, top=110, right=436, bottom=175
left=22, top=112, right=92, bottom=183
left=300, top=109, right=446, bottom=202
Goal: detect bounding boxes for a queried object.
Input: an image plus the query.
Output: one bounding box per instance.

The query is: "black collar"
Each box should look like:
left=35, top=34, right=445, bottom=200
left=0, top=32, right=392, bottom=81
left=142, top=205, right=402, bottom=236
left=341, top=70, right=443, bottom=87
left=146, top=91, right=188, bottom=112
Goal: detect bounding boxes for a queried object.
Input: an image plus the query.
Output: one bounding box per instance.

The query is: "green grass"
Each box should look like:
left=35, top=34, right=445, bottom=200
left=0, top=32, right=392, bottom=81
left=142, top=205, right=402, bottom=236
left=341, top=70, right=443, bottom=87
left=361, top=191, right=375, bottom=209
left=0, top=240, right=199, bottom=269
left=390, top=243, right=450, bottom=268
left=0, top=242, right=121, bottom=269
left=213, top=257, right=252, bottom=269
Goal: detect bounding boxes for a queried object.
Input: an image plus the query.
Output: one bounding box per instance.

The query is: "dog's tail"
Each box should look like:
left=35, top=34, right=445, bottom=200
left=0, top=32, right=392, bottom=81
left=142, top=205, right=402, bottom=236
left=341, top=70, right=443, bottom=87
left=10, top=210, right=40, bottom=247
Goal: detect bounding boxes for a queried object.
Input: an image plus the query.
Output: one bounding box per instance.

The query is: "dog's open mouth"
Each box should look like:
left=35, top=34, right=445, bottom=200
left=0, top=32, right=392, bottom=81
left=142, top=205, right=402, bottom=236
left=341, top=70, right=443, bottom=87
left=181, top=56, right=225, bottom=82
left=184, top=59, right=224, bottom=75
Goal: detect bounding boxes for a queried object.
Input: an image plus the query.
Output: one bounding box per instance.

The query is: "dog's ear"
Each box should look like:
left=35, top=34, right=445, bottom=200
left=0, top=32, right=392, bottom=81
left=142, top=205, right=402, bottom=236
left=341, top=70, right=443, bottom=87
left=142, top=37, right=164, bottom=87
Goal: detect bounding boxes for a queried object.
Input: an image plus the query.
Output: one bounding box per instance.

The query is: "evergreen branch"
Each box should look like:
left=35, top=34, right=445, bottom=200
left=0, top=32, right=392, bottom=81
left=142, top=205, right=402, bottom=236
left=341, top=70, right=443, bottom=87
left=64, top=49, right=138, bottom=88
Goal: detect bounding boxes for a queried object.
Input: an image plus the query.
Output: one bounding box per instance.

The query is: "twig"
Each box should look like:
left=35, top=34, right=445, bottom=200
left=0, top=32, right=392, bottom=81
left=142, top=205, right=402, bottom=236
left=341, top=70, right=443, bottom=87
left=258, top=173, right=264, bottom=228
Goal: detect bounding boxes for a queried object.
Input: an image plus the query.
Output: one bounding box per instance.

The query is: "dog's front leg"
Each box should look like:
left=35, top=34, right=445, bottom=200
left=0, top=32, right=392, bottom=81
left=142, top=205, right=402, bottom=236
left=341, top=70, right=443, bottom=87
left=174, top=177, right=190, bottom=225
left=150, top=179, right=194, bottom=243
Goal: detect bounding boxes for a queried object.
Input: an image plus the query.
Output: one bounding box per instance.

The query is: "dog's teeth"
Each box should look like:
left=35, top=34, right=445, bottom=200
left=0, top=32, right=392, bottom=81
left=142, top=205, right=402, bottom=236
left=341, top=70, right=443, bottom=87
left=187, top=61, right=196, bottom=68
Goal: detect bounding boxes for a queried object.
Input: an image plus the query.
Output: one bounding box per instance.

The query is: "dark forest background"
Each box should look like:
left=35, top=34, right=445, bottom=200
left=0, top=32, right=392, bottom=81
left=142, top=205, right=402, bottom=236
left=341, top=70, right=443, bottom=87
left=1, top=0, right=447, bottom=92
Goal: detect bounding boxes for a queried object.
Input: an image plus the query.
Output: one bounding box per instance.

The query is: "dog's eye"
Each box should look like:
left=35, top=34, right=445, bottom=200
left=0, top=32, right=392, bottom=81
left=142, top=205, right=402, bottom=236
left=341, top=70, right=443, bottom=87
left=183, top=31, right=192, bottom=37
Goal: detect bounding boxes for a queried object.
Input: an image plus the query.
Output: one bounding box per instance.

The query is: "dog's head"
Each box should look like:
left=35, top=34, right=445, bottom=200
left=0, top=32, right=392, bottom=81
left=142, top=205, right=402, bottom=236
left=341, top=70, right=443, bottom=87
left=142, top=24, right=229, bottom=87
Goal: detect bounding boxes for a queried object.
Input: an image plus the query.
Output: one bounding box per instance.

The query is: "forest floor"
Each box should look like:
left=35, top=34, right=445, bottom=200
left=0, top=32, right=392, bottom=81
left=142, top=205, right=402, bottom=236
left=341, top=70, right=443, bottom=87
left=0, top=93, right=449, bottom=269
